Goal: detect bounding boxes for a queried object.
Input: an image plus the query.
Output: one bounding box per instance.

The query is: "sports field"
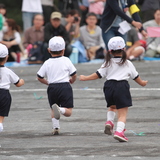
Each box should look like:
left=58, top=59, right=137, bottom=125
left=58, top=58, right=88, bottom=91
left=0, top=60, right=160, bottom=160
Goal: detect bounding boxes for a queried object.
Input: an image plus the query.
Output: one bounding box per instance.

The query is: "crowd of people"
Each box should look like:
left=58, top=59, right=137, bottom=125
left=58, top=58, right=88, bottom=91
left=0, top=0, right=160, bottom=63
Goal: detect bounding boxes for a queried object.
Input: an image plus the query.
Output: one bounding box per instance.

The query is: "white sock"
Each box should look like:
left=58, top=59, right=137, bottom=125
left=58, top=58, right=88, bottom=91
left=52, top=118, right=60, bottom=129
left=59, top=107, right=65, bottom=115
left=107, top=111, right=116, bottom=123
left=0, top=123, right=3, bottom=132
left=116, top=121, right=125, bottom=132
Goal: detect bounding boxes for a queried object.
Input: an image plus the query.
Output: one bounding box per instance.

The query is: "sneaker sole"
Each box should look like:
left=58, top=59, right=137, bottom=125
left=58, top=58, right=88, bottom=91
left=104, top=124, right=112, bottom=135
left=52, top=130, right=59, bottom=135
left=114, top=135, right=128, bottom=142
left=52, top=104, right=60, bottom=120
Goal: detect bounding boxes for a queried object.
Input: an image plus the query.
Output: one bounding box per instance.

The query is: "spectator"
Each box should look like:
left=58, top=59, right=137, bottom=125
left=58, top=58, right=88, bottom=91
left=43, top=11, right=72, bottom=61
left=0, top=3, right=7, bottom=40
left=126, top=26, right=145, bottom=61
left=143, top=9, right=160, bottom=57
left=88, top=0, right=106, bottom=25
left=22, top=0, right=43, bottom=31
left=61, top=9, right=81, bottom=42
left=139, top=0, right=160, bottom=23
left=79, top=12, right=106, bottom=60
left=100, top=0, right=147, bottom=50
left=79, top=0, right=89, bottom=26
left=41, top=0, right=58, bottom=25
left=0, top=19, right=22, bottom=62
left=23, top=14, right=44, bottom=52
left=58, top=0, right=80, bottom=15
left=0, top=3, right=7, bottom=18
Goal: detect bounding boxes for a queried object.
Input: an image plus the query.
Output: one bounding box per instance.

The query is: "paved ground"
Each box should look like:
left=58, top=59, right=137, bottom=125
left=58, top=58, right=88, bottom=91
left=0, top=60, right=160, bottom=160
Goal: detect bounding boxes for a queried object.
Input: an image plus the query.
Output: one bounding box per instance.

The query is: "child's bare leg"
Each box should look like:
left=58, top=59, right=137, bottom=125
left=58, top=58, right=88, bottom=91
left=114, top=107, right=129, bottom=142
left=117, top=107, right=128, bottom=123
left=0, top=116, right=4, bottom=132
left=0, top=116, right=4, bottom=123
left=116, top=107, right=128, bottom=132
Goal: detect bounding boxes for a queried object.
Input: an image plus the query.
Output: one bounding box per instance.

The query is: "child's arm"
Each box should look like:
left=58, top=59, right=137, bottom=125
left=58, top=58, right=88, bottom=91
left=15, top=79, right=25, bottom=87
left=69, top=74, right=77, bottom=84
left=79, top=73, right=99, bottom=81
left=134, top=76, right=148, bottom=86
left=37, top=77, right=48, bottom=85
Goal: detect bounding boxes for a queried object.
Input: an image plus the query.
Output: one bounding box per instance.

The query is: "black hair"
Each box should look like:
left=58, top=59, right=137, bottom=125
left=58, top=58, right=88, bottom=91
left=104, top=49, right=127, bottom=67
left=67, top=9, right=80, bottom=17
left=86, top=12, right=98, bottom=19
left=0, top=3, right=6, bottom=9
left=0, top=57, right=6, bottom=62
left=50, top=50, right=63, bottom=55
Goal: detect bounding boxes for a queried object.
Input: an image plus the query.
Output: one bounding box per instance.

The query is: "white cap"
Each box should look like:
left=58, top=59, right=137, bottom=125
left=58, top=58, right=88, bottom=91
left=48, top=36, right=65, bottom=51
left=0, top=43, right=8, bottom=58
left=108, top=36, right=125, bottom=51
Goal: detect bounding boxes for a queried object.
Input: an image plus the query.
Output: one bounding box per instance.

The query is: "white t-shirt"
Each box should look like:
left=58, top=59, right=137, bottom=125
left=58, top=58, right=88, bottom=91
left=97, top=58, right=138, bottom=81
left=41, top=0, right=54, bottom=6
left=22, top=0, right=43, bottom=13
left=37, top=56, right=76, bottom=84
left=0, top=67, right=20, bottom=89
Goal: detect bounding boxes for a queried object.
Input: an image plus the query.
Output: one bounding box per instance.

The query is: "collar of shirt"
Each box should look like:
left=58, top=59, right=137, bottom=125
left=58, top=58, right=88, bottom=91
left=33, top=26, right=44, bottom=32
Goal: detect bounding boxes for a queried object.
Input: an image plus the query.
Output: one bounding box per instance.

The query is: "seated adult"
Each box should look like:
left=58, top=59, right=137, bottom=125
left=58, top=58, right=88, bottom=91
left=0, top=19, right=21, bottom=62
left=23, top=14, right=44, bottom=54
left=126, top=26, right=145, bottom=61
left=43, top=11, right=72, bottom=61
left=79, top=12, right=106, bottom=60
left=143, top=9, right=160, bottom=57
left=61, top=9, right=81, bottom=42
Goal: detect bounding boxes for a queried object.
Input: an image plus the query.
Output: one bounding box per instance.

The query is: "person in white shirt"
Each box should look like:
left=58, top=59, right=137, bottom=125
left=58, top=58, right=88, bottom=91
left=22, top=0, right=43, bottom=31
left=37, top=36, right=77, bottom=135
left=0, top=43, right=24, bottom=133
left=79, top=36, right=148, bottom=142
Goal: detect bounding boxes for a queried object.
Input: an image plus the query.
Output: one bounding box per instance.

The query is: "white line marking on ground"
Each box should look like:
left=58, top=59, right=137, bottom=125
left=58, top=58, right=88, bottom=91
left=10, top=88, right=160, bottom=92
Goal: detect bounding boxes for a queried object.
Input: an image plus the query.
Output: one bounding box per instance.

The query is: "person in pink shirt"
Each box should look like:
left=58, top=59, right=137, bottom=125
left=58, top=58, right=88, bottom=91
left=88, top=0, right=106, bottom=25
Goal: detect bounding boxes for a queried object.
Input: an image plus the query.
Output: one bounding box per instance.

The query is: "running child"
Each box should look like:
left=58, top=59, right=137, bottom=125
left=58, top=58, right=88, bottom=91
left=0, top=43, right=24, bottom=132
left=37, top=36, right=77, bottom=135
left=79, top=36, right=148, bottom=142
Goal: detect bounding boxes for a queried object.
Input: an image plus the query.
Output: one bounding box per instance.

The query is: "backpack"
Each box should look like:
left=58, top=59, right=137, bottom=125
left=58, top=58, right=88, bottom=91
left=28, top=41, right=44, bottom=64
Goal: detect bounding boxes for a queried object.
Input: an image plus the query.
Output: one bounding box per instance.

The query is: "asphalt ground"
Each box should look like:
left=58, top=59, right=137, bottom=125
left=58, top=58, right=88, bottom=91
left=0, top=60, right=160, bottom=160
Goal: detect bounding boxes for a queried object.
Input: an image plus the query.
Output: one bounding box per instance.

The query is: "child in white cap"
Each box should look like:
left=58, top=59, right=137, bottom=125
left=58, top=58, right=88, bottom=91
left=37, top=36, right=77, bottom=135
left=0, top=43, right=24, bottom=132
left=79, top=36, right=148, bottom=142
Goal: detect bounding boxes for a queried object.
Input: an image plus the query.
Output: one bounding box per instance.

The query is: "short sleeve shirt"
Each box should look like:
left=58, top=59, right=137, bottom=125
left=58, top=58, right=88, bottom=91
left=97, top=58, right=138, bottom=81
left=37, top=56, right=76, bottom=84
left=0, top=67, right=20, bottom=89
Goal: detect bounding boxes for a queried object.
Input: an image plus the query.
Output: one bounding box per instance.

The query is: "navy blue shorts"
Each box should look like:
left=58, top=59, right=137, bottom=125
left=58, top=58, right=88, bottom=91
left=47, top=82, right=74, bottom=108
left=103, top=80, right=132, bottom=109
left=0, top=89, right=12, bottom=117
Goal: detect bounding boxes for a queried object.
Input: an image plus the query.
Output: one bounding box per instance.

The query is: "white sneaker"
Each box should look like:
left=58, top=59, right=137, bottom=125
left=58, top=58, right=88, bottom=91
left=52, top=104, right=60, bottom=120
left=52, top=128, right=60, bottom=135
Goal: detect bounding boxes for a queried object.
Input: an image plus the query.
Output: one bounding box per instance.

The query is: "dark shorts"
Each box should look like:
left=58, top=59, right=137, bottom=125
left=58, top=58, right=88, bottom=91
left=103, top=80, right=132, bottom=109
left=0, top=89, right=12, bottom=117
left=47, top=82, right=74, bottom=108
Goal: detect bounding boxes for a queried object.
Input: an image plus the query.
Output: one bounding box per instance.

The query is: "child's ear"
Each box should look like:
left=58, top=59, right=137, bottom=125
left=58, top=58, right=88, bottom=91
left=47, top=48, right=51, bottom=53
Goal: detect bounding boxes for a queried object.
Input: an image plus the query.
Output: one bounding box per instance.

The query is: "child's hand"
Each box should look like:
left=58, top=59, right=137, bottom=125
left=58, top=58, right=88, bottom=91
left=141, top=80, right=148, bottom=86
left=79, top=75, right=86, bottom=81
left=69, top=78, right=74, bottom=84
